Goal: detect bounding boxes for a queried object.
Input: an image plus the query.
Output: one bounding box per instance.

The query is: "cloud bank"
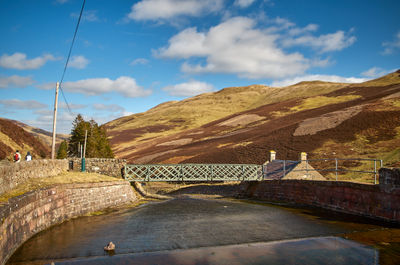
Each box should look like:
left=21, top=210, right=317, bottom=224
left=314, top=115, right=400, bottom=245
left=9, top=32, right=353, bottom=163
left=156, top=16, right=356, bottom=79
left=128, top=0, right=224, bottom=21
left=38, top=76, right=151, bottom=98
left=163, top=80, right=215, bottom=96
left=0, top=52, right=57, bottom=70
left=0, top=75, right=34, bottom=88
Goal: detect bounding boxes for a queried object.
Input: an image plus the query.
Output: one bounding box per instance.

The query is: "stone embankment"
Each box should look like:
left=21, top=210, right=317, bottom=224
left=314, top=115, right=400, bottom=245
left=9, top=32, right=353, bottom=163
left=0, top=181, right=138, bottom=265
left=0, top=158, right=126, bottom=196
left=0, top=158, right=137, bottom=265
left=242, top=168, right=400, bottom=223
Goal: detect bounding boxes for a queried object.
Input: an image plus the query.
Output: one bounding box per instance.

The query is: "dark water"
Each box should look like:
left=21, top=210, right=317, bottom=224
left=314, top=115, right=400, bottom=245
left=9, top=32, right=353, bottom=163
left=7, top=197, right=379, bottom=265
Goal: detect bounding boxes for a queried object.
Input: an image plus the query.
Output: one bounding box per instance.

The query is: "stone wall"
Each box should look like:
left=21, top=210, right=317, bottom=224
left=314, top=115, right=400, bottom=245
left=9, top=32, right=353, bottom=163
left=69, top=158, right=126, bottom=178
left=0, top=181, right=138, bottom=265
left=243, top=168, right=400, bottom=223
left=0, top=159, right=68, bottom=195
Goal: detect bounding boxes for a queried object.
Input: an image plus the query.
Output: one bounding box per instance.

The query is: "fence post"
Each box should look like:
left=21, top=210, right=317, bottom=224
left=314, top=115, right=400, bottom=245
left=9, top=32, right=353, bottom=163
left=181, top=164, right=184, bottom=182
left=305, top=159, right=309, bottom=179
left=335, top=158, right=338, bottom=181
left=262, top=164, right=266, bottom=180
left=283, top=160, right=286, bottom=178
left=374, top=160, right=377, bottom=184
left=146, top=165, right=149, bottom=182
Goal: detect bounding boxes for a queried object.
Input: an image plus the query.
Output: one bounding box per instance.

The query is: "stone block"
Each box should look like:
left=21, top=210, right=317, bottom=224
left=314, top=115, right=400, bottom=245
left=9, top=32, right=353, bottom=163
left=379, top=168, right=400, bottom=193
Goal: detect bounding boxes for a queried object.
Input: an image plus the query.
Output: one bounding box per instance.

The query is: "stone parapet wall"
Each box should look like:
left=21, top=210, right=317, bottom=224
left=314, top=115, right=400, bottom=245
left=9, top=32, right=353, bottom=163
left=243, top=168, right=400, bottom=223
left=69, top=158, right=126, bottom=178
left=0, top=159, right=68, bottom=195
left=0, top=181, right=137, bottom=265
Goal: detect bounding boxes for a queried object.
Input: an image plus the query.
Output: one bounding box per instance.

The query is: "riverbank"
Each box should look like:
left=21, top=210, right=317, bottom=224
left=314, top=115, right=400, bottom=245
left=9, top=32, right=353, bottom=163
left=0, top=172, right=139, bottom=265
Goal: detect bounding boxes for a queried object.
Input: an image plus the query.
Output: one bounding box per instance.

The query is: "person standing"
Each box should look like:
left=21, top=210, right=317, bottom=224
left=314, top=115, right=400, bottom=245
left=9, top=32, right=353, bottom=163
left=14, top=150, right=21, bottom=163
left=25, top=151, right=32, bottom=161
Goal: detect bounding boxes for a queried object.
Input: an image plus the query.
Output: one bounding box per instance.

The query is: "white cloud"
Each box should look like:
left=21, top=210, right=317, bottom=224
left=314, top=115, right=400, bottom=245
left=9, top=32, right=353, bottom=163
left=288, top=24, right=318, bottom=36
left=234, top=0, right=256, bottom=8
left=382, top=31, right=400, bottom=55
left=0, top=99, right=47, bottom=109
left=361, top=67, right=388, bottom=78
left=59, top=102, right=86, bottom=110
left=162, top=80, right=215, bottom=97
left=282, top=30, right=356, bottom=53
left=92, top=103, right=125, bottom=112
left=55, top=76, right=151, bottom=98
left=71, top=10, right=99, bottom=22
left=0, top=75, right=34, bottom=88
left=56, top=0, right=68, bottom=4
left=68, top=55, right=89, bottom=69
left=130, top=58, right=149, bottom=65
left=128, top=0, right=224, bottom=21
left=36, top=82, right=56, bottom=90
left=0, top=52, right=57, bottom=70
left=157, top=17, right=309, bottom=79
left=27, top=111, right=76, bottom=134
left=271, top=74, right=367, bottom=87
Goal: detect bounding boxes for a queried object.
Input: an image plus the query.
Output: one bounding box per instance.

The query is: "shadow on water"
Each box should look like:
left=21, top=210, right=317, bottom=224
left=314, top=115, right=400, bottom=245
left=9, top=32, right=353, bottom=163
left=6, top=197, right=400, bottom=265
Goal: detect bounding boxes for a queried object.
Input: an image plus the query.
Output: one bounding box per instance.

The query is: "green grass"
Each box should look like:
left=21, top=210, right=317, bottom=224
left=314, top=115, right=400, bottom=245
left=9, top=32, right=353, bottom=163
left=291, top=95, right=361, bottom=112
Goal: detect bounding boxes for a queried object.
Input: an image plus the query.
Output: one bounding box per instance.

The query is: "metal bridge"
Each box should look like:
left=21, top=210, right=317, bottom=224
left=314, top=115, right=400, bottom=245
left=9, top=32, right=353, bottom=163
left=124, top=164, right=263, bottom=182
left=124, top=158, right=383, bottom=183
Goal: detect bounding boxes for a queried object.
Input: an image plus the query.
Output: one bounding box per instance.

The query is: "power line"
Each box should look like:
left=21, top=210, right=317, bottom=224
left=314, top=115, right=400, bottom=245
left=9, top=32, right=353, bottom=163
left=59, top=0, right=86, bottom=114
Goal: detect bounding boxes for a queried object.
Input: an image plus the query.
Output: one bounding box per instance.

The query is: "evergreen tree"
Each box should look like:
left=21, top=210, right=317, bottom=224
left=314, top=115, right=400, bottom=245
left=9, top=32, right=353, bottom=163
left=56, top=140, right=68, bottom=159
left=68, top=114, right=114, bottom=158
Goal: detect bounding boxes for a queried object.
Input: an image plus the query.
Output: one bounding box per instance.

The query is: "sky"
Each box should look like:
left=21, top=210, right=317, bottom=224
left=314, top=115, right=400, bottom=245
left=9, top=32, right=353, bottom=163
left=0, top=0, right=399, bottom=134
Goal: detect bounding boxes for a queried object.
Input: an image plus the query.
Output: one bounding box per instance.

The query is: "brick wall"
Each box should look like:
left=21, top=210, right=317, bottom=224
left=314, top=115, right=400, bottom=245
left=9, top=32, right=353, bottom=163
left=0, top=159, right=68, bottom=195
left=69, top=158, right=126, bottom=178
left=0, top=181, right=138, bottom=265
left=242, top=168, right=400, bottom=223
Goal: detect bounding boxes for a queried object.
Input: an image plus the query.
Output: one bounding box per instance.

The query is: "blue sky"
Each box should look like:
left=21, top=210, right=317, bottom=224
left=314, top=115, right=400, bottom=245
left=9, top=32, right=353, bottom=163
left=0, top=0, right=399, bottom=134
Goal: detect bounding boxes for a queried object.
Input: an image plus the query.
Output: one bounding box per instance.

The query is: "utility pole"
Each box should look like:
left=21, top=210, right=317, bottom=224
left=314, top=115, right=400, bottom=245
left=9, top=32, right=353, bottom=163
left=51, top=82, right=59, bottom=159
left=81, top=130, right=87, bottom=172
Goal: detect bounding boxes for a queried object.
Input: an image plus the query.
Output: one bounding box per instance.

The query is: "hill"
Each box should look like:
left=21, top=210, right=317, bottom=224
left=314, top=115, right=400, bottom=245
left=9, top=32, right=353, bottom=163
left=0, top=118, right=51, bottom=160
left=10, top=120, right=69, bottom=147
left=105, top=81, right=348, bottom=158
left=105, top=70, right=400, bottom=179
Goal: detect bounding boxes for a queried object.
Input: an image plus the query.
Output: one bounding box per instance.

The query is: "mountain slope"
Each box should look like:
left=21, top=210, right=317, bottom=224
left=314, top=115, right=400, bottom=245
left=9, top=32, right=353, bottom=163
left=105, top=81, right=348, bottom=158
left=0, top=118, right=51, bottom=160
left=10, top=120, right=69, bottom=147
left=105, top=70, right=400, bottom=175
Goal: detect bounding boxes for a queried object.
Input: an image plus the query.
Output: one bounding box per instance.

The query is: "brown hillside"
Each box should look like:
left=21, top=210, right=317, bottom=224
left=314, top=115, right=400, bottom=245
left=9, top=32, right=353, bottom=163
left=106, top=71, right=400, bottom=173
left=0, top=118, right=50, bottom=160
left=11, top=120, right=69, bottom=147
left=106, top=81, right=349, bottom=158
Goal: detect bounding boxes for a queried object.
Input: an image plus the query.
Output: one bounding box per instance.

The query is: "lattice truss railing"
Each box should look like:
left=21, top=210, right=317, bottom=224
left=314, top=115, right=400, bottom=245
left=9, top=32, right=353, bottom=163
left=124, top=164, right=263, bottom=182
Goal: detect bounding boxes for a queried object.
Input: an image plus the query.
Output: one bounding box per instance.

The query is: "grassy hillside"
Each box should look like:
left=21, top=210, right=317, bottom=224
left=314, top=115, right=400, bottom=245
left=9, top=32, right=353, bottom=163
left=105, top=81, right=349, bottom=158
left=11, top=120, right=69, bottom=147
left=0, top=118, right=51, bottom=160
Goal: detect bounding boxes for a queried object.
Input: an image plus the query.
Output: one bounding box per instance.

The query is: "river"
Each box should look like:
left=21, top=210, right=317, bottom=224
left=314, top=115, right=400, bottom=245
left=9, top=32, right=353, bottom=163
left=7, top=196, right=389, bottom=264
